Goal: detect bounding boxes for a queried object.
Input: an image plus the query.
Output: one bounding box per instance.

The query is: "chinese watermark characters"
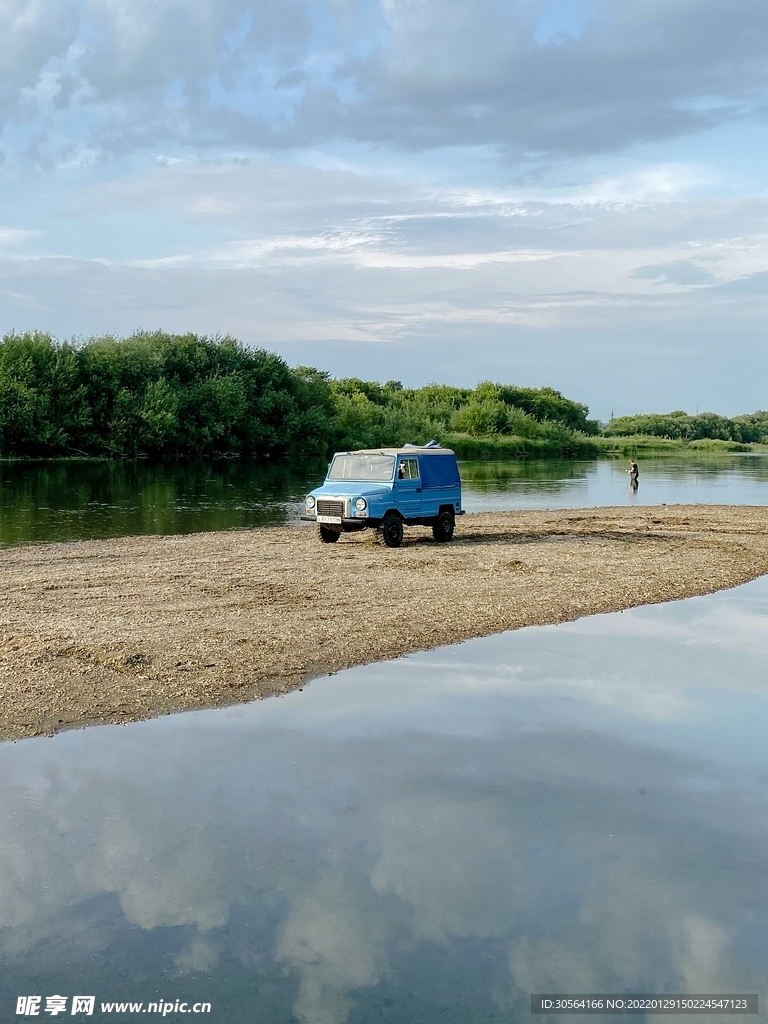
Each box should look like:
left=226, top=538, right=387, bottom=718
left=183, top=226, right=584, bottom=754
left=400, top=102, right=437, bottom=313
left=16, top=997, right=94, bottom=1016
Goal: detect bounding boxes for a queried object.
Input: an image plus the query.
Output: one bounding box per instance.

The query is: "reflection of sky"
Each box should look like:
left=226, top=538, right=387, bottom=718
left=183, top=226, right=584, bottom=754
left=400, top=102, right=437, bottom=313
left=3, top=579, right=768, bottom=1021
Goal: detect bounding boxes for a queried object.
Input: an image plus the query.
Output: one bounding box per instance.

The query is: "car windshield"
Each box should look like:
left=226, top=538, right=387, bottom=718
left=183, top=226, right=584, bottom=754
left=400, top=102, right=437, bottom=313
left=327, top=454, right=395, bottom=482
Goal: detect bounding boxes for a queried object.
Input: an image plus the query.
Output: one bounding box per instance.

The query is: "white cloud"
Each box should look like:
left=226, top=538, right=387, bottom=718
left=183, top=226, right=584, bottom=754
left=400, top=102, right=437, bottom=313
left=90, top=815, right=229, bottom=932
left=0, top=227, right=35, bottom=246
left=277, top=874, right=388, bottom=1024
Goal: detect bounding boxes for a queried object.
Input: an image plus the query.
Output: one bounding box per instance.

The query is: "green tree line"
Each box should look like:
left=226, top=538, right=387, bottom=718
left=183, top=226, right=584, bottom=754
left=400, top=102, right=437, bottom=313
left=0, top=331, right=601, bottom=459
left=603, top=410, right=768, bottom=444
left=3, top=330, right=765, bottom=461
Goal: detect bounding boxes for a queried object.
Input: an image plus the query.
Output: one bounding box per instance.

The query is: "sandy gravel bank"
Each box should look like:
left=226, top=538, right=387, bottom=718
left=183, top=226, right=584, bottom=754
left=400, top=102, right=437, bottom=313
left=2, top=505, right=768, bottom=740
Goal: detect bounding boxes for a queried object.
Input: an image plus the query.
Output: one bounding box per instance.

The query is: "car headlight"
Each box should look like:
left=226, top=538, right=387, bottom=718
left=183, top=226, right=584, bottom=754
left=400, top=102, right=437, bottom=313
left=355, top=497, right=367, bottom=511
left=306, top=495, right=316, bottom=509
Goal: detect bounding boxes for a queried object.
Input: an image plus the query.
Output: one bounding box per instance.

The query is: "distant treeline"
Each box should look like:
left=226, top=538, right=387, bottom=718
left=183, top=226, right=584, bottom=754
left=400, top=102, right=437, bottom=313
left=604, top=411, right=768, bottom=444
left=0, top=331, right=601, bottom=459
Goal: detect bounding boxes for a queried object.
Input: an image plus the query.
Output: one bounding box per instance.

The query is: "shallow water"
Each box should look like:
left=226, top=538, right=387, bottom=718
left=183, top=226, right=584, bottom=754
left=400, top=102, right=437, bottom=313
left=460, top=454, right=768, bottom=512
left=0, top=459, right=323, bottom=547
left=3, top=578, right=768, bottom=1021
left=2, top=454, right=768, bottom=547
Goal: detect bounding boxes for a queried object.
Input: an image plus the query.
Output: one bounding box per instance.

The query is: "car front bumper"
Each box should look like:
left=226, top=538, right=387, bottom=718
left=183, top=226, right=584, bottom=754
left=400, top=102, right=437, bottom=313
left=301, top=514, right=376, bottom=528
left=301, top=511, right=465, bottom=528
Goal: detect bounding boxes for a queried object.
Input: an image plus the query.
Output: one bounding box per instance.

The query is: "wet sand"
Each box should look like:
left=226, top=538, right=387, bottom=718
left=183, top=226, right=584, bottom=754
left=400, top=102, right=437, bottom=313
left=2, top=504, right=768, bottom=740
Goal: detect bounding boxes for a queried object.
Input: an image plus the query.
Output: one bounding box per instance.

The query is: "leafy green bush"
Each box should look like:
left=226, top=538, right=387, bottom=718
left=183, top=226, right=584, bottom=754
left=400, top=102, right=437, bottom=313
left=328, top=377, right=598, bottom=454
left=494, top=384, right=599, bottom=434
left=0, top=331, right=336, bottom=459
left=443, top=432, right=601, bottom=460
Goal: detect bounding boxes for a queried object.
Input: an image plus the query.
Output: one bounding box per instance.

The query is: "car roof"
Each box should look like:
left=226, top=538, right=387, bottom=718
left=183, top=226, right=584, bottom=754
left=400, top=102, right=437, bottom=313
left=337, top=446, right=456, bottom=457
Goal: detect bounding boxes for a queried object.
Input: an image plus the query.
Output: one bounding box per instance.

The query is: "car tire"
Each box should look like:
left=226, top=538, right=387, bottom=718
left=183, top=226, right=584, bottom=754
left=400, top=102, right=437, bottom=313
left=381, top=514, right=403, bottom=548
left=319, top=525, right=341, bottom=543
left=432, top=510, right=455, bottom=542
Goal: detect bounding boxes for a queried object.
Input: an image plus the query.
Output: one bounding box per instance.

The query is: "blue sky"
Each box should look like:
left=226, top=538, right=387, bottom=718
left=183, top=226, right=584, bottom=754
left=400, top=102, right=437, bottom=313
left=1, top=0, right=768, bottom=418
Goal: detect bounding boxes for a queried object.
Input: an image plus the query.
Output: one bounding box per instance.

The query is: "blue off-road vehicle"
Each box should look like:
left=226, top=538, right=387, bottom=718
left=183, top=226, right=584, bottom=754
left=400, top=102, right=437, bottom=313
left=302, top=442, right=464, bottom=548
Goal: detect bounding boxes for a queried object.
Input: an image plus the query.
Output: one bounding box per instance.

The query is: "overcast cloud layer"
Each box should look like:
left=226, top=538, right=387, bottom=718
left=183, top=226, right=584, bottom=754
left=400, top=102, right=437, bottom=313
left=1, top=0, right=768, bottom=415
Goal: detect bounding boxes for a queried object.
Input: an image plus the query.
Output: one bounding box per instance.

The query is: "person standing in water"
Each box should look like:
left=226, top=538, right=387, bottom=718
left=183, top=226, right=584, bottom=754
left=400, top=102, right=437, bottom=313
left=627, top=459, right=639, bottom=491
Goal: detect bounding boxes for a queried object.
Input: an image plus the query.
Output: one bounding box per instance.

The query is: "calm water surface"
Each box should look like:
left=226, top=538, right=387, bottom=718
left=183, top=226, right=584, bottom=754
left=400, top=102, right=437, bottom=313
left=2, top=579, right=768, bottom=1021
left=2, top=454, right=768, bottom=546
left=0, top=459, right=323, bottom=547
left=460, top=454, right=768, bottom=511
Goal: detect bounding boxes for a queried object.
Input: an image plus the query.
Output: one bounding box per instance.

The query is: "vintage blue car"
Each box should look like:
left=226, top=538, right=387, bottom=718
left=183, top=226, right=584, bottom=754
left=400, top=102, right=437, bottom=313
left=301, top=442, right=464, bottom=547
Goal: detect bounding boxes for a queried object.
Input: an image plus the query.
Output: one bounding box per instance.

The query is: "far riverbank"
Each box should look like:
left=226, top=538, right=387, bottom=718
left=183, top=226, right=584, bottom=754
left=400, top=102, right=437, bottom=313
left=447, top=432, right=768, bottom=459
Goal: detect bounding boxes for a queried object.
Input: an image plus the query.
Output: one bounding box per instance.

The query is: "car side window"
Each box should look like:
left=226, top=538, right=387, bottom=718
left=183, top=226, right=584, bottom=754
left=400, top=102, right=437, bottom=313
left=398, top=458, right=419, bottom=480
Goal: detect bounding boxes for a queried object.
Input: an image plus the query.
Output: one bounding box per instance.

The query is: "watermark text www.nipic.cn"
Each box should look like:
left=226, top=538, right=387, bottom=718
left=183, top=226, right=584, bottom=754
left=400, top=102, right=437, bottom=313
left=16, top=996, right=212, bottom=1016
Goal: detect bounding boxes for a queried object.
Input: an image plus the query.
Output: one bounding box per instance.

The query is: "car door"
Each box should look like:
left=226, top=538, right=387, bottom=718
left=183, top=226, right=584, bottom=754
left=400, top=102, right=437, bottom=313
left=394, top=457, right=422, bottom=517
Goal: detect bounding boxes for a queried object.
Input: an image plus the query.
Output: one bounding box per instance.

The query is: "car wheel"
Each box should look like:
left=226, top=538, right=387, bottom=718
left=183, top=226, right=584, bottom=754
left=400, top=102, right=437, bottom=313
left=381, top=514, right=403, bottom=548
left=319, top=525, right=341, bottom=543
left=432, top=510, right=455, bottom=542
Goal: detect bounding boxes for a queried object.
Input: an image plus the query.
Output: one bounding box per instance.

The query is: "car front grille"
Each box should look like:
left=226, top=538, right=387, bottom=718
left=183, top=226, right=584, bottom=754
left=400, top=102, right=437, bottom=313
left=317, top=499, right=345, bottom=517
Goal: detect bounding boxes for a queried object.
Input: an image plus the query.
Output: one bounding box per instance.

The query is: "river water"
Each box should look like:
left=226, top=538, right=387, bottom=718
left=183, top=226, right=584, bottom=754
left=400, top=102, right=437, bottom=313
left=2, top=454, right=768, bottom=546
left=2, top=578, right=768, bottom=1020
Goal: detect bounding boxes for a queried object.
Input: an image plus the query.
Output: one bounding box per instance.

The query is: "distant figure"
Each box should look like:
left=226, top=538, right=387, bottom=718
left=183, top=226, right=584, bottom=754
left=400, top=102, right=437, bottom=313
left=627, top=459, right=639, bottom=492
